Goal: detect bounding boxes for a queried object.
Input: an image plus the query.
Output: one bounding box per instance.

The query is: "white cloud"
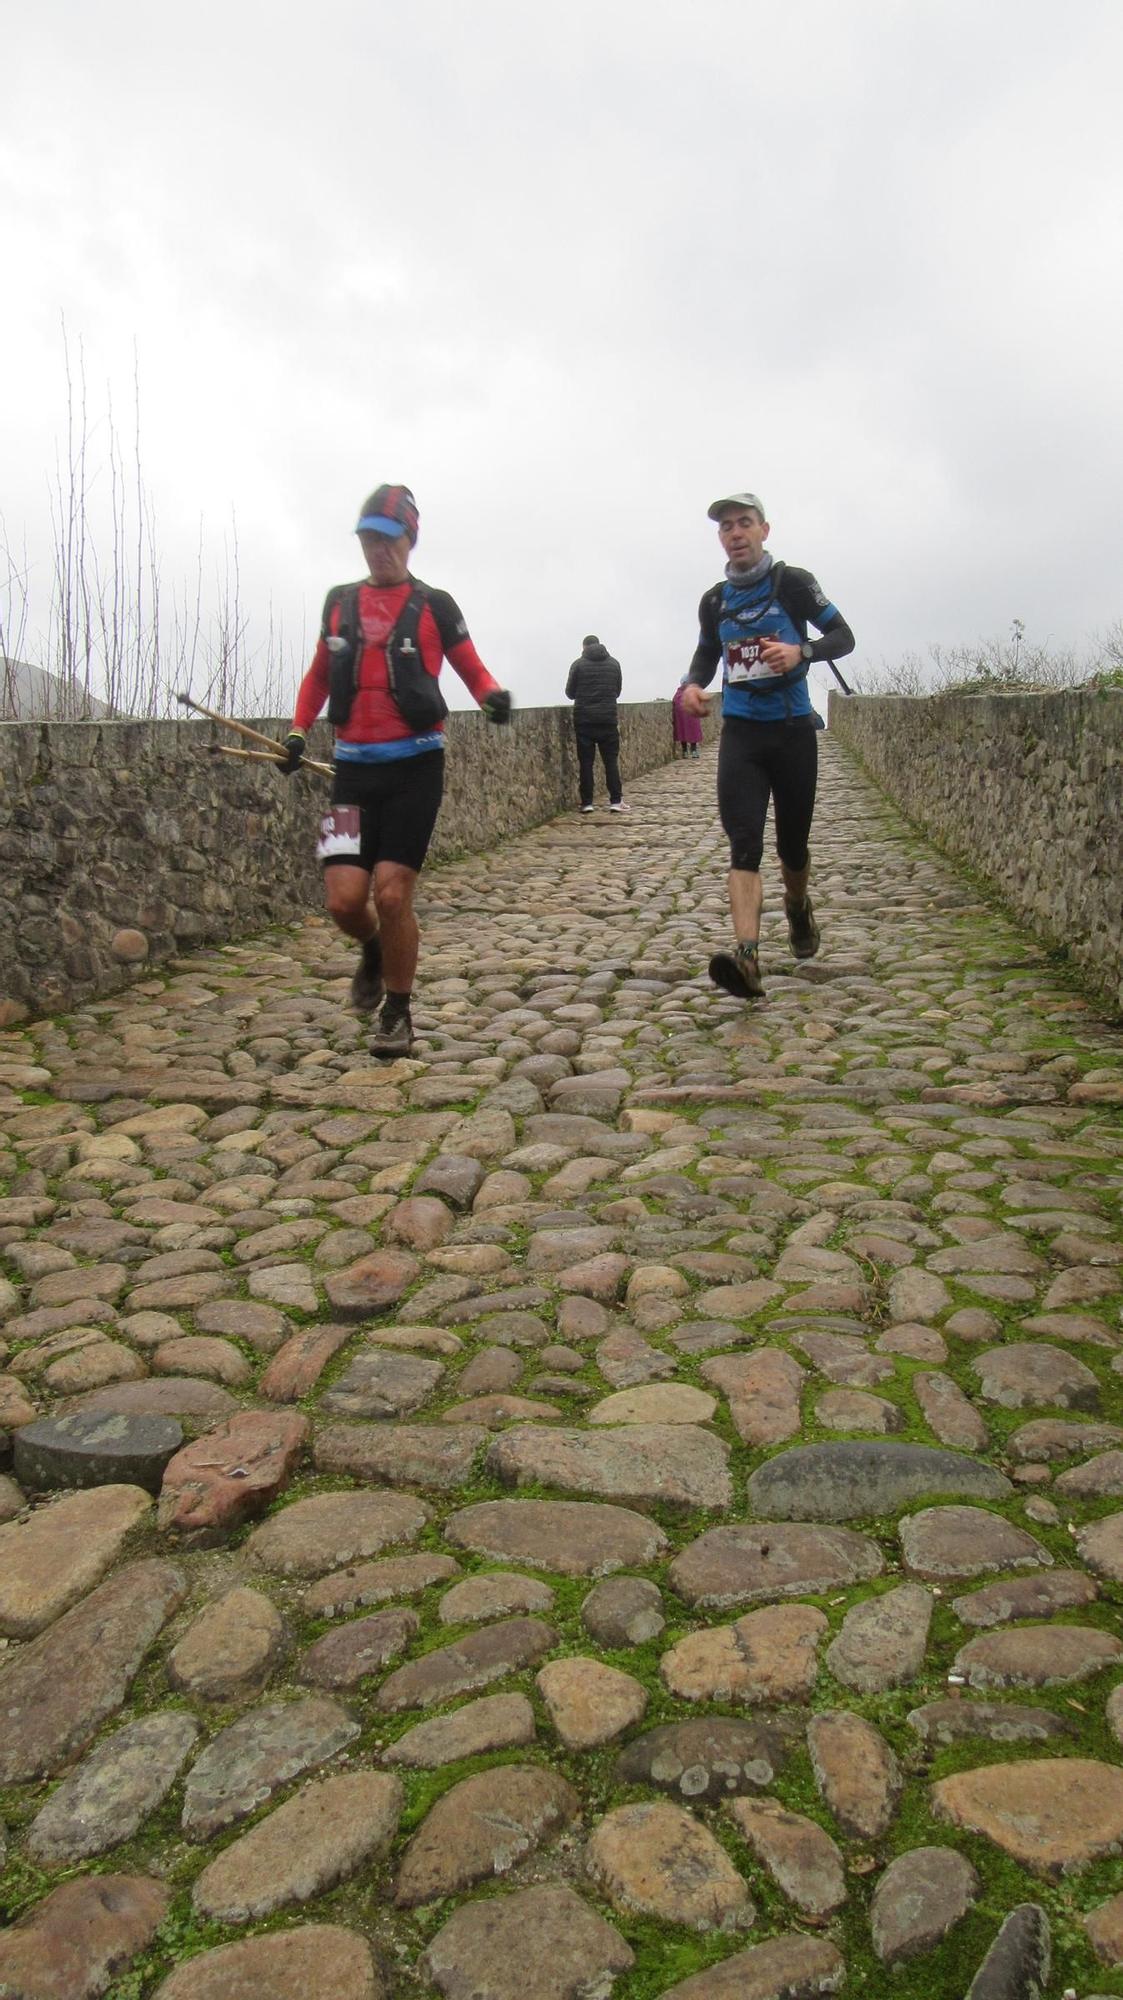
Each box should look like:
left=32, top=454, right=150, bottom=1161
left=3, top=0, right=1122, bottom=713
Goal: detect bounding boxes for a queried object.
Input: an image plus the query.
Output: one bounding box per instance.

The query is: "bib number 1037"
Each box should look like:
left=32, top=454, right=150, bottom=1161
left=725, top=638, right=773, bottom=683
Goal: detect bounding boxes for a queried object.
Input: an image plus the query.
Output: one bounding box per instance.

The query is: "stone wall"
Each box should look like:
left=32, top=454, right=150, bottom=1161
left=0, top=700, right=704, bottom=1022
left=829, top=687, right=1123, bottom=1015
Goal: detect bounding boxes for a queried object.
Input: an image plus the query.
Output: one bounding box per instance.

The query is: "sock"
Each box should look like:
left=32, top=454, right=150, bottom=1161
left=384, top=989, right=411, bottom=1020
left=362, top=934, right=382, bottom=967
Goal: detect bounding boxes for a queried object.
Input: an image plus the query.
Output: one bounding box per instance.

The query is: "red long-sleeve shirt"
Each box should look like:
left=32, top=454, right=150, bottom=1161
left=292, top=577, right=499, bottom=745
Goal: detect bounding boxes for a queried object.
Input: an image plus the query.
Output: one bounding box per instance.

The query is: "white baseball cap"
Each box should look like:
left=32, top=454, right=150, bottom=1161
left=707, top=492, right=766, bottom=522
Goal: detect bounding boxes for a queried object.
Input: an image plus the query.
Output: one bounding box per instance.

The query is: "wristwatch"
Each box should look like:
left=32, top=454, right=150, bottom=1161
left=800, top=641, right=814, bottom=662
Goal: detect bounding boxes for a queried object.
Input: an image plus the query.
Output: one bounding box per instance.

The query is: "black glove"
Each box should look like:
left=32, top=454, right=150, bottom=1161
left=482, top=689, right=512, bottom=725
left=279, top=731, right=306, bottom=775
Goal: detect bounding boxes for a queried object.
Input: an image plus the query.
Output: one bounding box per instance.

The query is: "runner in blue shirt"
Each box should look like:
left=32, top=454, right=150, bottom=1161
left=680, top=492, right=855, bottom=1000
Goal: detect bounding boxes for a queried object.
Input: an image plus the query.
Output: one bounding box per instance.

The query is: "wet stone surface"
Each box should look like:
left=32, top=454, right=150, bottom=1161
left=2, top=739, right=1123, bottom=1998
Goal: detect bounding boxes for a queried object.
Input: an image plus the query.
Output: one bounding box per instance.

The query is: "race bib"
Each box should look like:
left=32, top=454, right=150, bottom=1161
left=725, top=637, right=773, bottom=683
left=316, top=806, right=362, bottom=861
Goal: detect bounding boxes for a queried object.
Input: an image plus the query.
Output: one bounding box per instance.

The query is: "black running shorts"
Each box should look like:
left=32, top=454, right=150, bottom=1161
left=318, top=750, right=445, bottom=875
left=717, top=716, right=818, bottom=874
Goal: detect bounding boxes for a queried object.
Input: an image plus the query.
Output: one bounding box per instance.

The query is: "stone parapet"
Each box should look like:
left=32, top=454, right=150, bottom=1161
left=829, top=688, right=1123, bottom=1016
left=0, top=701, right=703, bottom=1020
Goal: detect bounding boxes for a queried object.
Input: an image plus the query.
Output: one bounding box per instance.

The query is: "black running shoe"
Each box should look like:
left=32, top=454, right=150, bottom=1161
left=785, top=896, right=821, bottom=960
left=371, top=1003, right=414, bottom=1059
left=350, top=936, right=385, bottom=1013
left=709, top=941, right=765, bottom=1000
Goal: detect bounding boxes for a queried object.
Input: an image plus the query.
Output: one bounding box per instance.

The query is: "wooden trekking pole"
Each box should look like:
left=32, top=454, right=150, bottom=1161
left=174, top=690, right=297, bottom=755
left=209, top=743, right=333, bottom=777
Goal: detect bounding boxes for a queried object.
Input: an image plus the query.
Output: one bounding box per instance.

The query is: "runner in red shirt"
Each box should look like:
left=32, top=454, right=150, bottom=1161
left=282, top=484, right=511, bottom=1056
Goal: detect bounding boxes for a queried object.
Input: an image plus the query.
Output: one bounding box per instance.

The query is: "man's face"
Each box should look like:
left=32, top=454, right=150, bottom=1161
left=359, top=530, right=411, bottom=585
left=717, top=507, right=769, bottom=566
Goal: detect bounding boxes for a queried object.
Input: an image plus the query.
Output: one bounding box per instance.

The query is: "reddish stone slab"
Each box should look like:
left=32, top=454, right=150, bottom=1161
left=158, top=1410, right=309, bottom=1543
left=260, top=1323, right=352, bottom=1401
left=323, top=1249, right=420, bottom=1319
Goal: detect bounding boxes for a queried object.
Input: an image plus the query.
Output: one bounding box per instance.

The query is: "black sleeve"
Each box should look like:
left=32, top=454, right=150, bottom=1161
left=565, top=663, right=579, bottom=700
left=781, top=567, right=856, bottom=663
left=608, top=657, right=622, bottom=697
left=421, top=584, right=472, bottom=655
left=687, top=586, right=723, bottom=686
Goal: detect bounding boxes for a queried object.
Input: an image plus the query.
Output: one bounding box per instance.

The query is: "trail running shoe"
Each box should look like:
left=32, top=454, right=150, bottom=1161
left=579, top=804, right=594, bottom=815
left=709, top=941, right=765, bottom=1000
left=350, top=936, right=385, bottom=1012
left=371, top=1004, right=414, bottom=1059
left=609, top=801, right=630, bottom=813
left=785, top=896, right=821, bottom=960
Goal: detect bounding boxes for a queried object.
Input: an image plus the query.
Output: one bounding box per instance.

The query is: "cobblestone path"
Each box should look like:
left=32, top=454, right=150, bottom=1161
left=2, top=737, right=1122, bottom=2000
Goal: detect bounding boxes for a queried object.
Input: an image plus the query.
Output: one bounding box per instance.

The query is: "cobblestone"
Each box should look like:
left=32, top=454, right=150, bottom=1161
left=2, top=739, right=1123, bottom=1997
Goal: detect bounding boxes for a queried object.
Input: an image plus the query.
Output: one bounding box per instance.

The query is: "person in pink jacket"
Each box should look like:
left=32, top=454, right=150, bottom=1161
left=672, top=676, right=703, bottom=758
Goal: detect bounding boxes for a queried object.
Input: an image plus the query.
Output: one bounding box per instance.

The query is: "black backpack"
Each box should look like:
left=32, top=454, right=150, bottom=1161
left=324, top=579, right=450, bottom=733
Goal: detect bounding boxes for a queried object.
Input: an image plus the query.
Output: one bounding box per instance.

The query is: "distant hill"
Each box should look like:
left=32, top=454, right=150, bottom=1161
left=1, top=657, right=111, bottom=721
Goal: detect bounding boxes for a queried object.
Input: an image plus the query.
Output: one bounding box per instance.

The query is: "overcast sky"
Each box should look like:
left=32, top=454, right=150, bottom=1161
left=4, top=0, right=1123, bottom=715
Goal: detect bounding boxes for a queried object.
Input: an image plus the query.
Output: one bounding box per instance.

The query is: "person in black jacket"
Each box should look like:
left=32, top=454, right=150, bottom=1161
left=565, top=635, right=628, bottom=814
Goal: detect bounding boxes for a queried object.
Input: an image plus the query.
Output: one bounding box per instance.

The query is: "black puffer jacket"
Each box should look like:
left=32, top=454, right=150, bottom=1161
left=565, top=640, right=622, bottom=727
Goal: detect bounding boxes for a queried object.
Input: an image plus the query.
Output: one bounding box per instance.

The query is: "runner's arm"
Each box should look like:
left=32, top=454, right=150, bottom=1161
left=425, top=590, right=503, bottom=706
left=687, top=589, right=723, bottom=687
left=783, top=570, right=856, bottom=663
left=291, top=639, right=331, bottom=733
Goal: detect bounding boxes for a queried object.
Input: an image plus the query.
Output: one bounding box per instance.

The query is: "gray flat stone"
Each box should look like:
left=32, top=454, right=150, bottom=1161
left=0, top=1558, right=186, bottom=1782
left=729, top=1798, right=846, bottom=1919
left=445, top=1498, right=667, bottom=1575
left=395, top=1764, right=579, bottom=1906
left=615, top=1717, right=794, bottom=1802
left=952, top=1626, right=1123, bottom=1689
left=670, top=1521, right=883, bottom=1609
left=299, top=1607, right=419, bottom=1687
left=27, top=1711, right=199, bottom=1863
left=319, top=1349, right=444, bottom=1418
left=245, top=1490, right=429, bottom=1576
left=582, top=1575, right=664, bottom=1646
left=439, top=1570, right=555, bottom=1624
left=64, top=1377, right=239, bottom=1426
left=167, top=1586, right=288, bottom=1702
left=965, top=1904, right=1050, bottom=2000
left=933, top=1759, right=1123, bottom=1875
left=14, top=1409, right=183, bottom=1492
left=422, top=1882, right=634, bottom=2000
left=585, top=1799, right=754, bottom=1931
left=192, top=1770, right=402, bottom=1922
left=152, top=1925, right=385, bottom=2000
left=900, top=1505, right=1053, bottom=1579
left=486, top=1422, right=732, bottom=1510
left=0, top=1481, right=152, bottom=1637
left=825, top=1582, right=933, bottom=1691
left=381, top=1692, right=536, bottom=1768
left=0, top=1874, right=170, bottom=2000
left=377, top=1615, right=556, bottom=1711
left=303, top=1552, right=460, bottom=1618
left=907, top=1700, right=1077, bottom=1747
left=657, top=1934, right=844, bottom=1999
left=871, top=1845, right=979, bottom=1963
left=951, top=1569, right=1098, bottom=1626
left=974, top=1342, right=1100, bottom=1410
left=1077, top=1509, right=1123, bottom=1581
left=808, top=1709, right=902, bottom=1838
left=181, top=1696, right=359, bottom=1839
left=747, top=1441, right=1011, bottom=1521
left=314, top=1421, right=486, bottom=1490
